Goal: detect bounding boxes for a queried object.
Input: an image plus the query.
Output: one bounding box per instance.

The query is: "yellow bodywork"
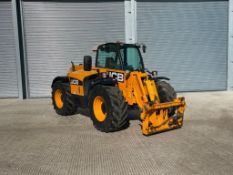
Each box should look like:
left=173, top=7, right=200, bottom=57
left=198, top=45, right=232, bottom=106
left=68, top=65, right=186, bottom=136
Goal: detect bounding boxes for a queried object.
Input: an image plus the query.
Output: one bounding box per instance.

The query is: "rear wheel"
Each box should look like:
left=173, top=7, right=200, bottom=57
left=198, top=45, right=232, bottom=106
left=156, top=81, right=177, bottom=116
left=52, top=82, right=77, bottom=116
left=89, top=85, right=129, bottom=132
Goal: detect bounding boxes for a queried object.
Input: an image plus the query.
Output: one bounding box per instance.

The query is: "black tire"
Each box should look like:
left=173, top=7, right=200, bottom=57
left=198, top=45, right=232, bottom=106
left=88, top=85, right=129, bottom=132
left=52, top=82, right=77, bottom=116
left=156, top=81, right=177, bottom=116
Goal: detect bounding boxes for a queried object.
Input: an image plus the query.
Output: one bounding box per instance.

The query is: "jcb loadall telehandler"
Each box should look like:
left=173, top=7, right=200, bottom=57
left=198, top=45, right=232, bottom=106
left=51, top=42, right=186, bottom=135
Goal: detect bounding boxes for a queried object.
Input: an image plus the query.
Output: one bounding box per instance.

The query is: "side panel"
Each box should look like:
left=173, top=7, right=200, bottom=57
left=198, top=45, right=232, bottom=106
left=68, top=70, right=98, bottom=82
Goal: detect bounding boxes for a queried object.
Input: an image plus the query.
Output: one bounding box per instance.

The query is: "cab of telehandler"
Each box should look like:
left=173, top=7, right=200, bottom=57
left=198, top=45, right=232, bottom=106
left=95, top=43, right=145, bottom=72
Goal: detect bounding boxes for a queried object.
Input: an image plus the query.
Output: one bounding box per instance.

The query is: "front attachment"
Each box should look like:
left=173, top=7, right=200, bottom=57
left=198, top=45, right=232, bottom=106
left=141, top=97, right=186, bottom=136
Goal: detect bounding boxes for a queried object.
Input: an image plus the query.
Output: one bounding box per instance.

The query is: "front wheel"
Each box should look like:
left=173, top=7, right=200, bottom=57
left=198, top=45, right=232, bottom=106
left=88, top=85, right=129, bottom=132
left=156, top=81, right=177, bottom=116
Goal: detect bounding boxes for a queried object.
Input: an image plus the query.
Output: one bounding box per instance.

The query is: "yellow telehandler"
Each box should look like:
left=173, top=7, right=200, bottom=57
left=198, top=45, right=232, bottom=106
left=51, top=42, right=186, bottom=135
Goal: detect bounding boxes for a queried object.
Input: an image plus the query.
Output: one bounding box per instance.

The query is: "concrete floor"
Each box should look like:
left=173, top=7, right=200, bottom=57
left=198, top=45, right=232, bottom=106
left=0, top=92, right=233, bottom=175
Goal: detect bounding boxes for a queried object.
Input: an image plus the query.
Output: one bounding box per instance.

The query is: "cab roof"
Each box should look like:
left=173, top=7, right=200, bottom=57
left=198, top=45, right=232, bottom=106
left=92, top=42, right=141, bottom=52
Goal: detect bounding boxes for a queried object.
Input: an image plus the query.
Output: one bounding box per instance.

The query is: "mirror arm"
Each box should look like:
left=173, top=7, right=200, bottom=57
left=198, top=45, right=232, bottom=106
left=71, top=61, right=75, bottom=71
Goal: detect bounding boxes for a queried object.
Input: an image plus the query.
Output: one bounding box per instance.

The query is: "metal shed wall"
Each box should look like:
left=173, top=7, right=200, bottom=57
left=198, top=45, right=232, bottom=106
left=22, top=0, right=125, bottom=97
left=0, top=1, right=18, bottom=98
left=137, top=0, right=228, bottom=91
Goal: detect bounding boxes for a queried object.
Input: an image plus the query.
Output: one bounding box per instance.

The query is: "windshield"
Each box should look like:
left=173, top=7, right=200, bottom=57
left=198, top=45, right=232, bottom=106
left=96, top=44, right=144, bottom=71
left=120, top=46, right=143, bottom=71
left=96, top=44, right=122, bottom=69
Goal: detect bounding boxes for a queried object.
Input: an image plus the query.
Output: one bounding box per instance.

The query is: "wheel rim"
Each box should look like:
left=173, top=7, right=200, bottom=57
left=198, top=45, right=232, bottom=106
left=54, top=89, right=63, bottom=109
left=93, top=96, right=107, bottom=122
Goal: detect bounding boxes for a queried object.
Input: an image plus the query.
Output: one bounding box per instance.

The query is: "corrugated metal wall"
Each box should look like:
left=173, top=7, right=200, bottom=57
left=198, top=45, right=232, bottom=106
left=0, top=0, right=228, bottom=98
left=22, top=0, right=125, bottom=97
left=137, top=0, right=228, bottom=91
left=0, top=1, right=18, bottom=98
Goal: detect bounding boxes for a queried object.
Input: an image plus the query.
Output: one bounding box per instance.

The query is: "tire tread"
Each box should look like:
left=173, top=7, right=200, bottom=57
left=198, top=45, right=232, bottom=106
left=52, top=82, right=77, bottom=116
left=89, top=85, right=129, bottom=132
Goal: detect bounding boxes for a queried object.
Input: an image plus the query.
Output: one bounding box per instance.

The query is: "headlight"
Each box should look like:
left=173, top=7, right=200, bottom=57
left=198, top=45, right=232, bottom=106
left=102, top=72, right=107, bottom=78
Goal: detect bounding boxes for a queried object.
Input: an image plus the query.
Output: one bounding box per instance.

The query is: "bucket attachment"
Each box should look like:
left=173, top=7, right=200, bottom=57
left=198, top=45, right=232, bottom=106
left=141, top=97, right=186, bottom=136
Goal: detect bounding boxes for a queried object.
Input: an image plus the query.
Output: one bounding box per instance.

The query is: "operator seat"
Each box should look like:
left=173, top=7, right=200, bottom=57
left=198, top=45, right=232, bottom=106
left=105, top=57, right=116, bottom=69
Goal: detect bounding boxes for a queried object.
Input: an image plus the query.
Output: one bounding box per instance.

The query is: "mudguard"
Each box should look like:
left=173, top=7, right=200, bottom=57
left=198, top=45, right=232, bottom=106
left=153, top=76, right=170, bottom=81
left=51, top=76, right=69, bottom=87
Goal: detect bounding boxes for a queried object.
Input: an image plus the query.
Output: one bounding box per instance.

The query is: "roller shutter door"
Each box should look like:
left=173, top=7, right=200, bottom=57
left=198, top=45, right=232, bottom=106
left=137, top=0, right=228, bottom=91
left=0, top=1, right=18, bottom=98
left=22, top=0, right=125, bottom=97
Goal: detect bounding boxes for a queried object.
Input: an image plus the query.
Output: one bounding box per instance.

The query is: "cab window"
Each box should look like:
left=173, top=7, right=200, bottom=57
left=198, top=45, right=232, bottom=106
left=96, top=44, right=122, bottom=69
left=120, top=46, right=143, bottom=71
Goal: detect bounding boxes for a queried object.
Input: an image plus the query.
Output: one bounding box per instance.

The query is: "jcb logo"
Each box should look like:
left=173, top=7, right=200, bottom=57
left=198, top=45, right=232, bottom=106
left=108, top=72, right=124, bottom=82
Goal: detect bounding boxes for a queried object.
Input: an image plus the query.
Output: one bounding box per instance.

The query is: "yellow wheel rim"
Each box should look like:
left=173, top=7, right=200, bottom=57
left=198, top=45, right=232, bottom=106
left=93, top=96, right=107, bottom=122
left=54, top=89, right=63, bottom=109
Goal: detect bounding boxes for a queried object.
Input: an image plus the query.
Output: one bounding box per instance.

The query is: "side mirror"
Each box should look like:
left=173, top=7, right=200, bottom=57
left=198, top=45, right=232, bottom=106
left=152, top=70, right=158, bottom=77
left=84, top=55, right=92, bottom=71
left=142, top=44, right=146, bottom=53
